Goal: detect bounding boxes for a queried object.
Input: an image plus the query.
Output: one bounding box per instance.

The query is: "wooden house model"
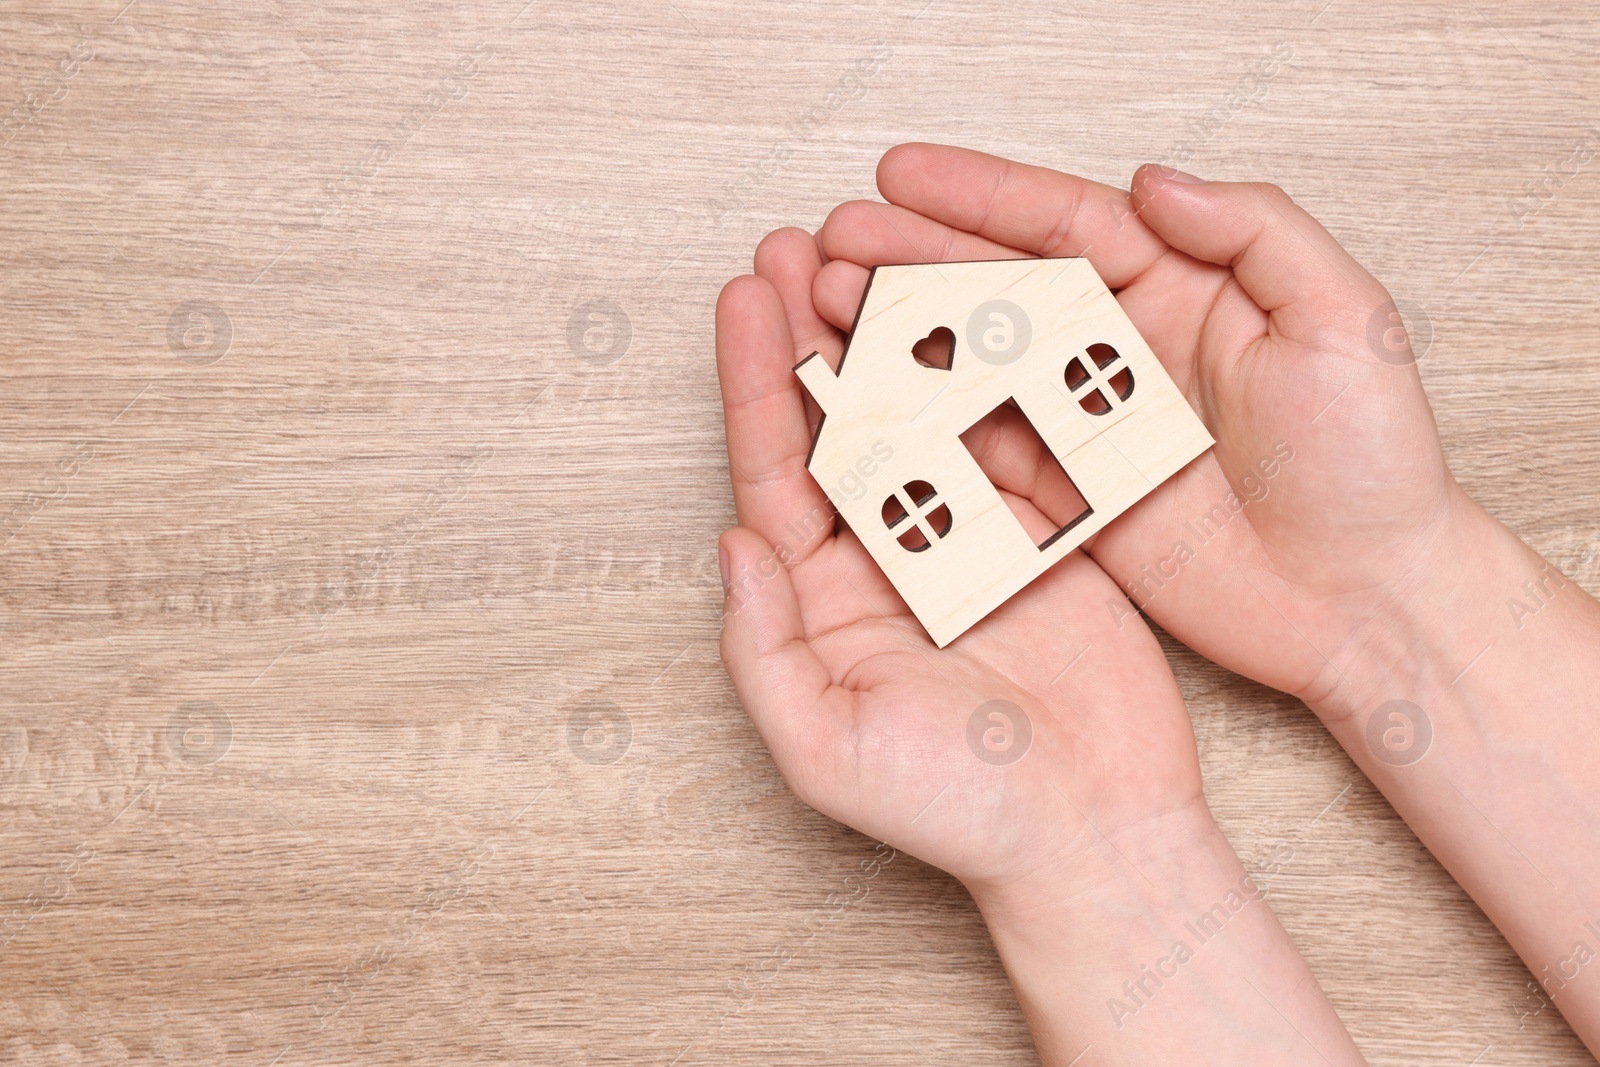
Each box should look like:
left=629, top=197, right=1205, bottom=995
left=795, top=258, right=1213, bottom=646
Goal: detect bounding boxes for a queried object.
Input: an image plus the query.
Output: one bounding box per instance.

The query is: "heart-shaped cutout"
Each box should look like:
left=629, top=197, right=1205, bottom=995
left=911, top=326, right=955, bottom=371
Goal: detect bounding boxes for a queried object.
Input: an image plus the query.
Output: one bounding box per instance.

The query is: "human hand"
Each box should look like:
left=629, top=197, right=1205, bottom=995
left=812, top=144, right=1600, bottom=1060
left=715, top=225, right=1207, bottom=899
left=715, top=228, right=1368, bottom=1064
left=812, top=143, right=1484, bottom=722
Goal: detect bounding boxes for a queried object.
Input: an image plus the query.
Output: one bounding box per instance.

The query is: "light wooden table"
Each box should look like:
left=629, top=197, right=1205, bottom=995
left=3, top=1, right=1598, bottom=1063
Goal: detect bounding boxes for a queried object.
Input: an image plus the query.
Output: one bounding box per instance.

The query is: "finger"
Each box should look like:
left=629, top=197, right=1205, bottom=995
left=754, top=227, right=840, bottom=433
left=819, top=199, right=1024, bottom=269
left=960, top=404, right=1093, bottom=534
left=1128, top=166, right=1388, bottom=333
left=875, top=143, right=1170, bottom=288
left=753, top=227, right=841, bottom=367
left=789, top=528, right=921, bottom=648
left=812, top=259, right=871, bottom=332
left=716, top=275, right=834, bottom=560
left=720, top=526, right=856, bottom=800
left=1111, top=254, right=1256, bottom=392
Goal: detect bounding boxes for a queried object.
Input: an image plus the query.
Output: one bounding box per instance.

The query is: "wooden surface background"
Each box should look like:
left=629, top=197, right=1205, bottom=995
left=2, top=1, right=1598, bottom=1063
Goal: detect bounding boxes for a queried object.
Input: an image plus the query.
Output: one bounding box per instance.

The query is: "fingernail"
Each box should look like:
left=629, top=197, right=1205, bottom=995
left=718, top=543, right=731, bottom=593
left=1150, top=165, right=1205, bottom=184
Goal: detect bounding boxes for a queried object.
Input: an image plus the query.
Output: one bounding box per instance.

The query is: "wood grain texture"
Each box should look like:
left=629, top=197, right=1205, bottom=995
left=1, top=1, right=1597, bottom=1063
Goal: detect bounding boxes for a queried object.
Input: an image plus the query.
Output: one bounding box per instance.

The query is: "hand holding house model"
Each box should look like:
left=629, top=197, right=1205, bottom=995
left=794, top=258, right=1214, bottom=646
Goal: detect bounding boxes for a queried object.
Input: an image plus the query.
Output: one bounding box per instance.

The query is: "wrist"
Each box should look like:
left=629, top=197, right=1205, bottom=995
left=1294, top=493, right=1600, bottom=1058
left=964, top=800, right=1364, bottom=1065
left=970, top=801, right=1248, bottom=1062
left=1306, top=488, right=1538, bottom=729
left=964, top=797, right=1227, bottom=932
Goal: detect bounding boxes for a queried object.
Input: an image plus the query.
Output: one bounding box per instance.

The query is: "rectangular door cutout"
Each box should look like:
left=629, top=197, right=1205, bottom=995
left=959, top=399, right=1093, bottom=550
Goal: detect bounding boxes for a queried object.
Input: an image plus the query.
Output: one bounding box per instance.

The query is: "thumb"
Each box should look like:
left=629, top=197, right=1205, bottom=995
left=719, top=526, right=853, bottom=793
left=1130, top=165, right=1389, bottom=333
